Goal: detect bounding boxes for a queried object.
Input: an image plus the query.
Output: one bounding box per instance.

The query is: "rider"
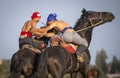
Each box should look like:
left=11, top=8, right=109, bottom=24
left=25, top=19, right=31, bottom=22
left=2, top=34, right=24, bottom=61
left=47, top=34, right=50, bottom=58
left=40, top=13, right=88, bottom=62
left=19, top=12, right=46, bottom=53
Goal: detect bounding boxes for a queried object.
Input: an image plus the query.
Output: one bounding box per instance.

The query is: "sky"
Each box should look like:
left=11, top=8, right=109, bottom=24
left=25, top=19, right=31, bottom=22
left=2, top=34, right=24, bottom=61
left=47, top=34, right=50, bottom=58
left=0, top=0, right=120, bottom=65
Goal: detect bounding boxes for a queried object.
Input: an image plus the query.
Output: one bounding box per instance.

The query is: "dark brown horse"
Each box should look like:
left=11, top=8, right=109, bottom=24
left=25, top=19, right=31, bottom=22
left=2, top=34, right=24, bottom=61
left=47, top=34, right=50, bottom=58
left=9, top=48, right=40, bottom=78
left=31, top=8, right=114, bottom=78
left=9, top=38, right=49, bottom=78
left=87, top=68, right=99, bottom=78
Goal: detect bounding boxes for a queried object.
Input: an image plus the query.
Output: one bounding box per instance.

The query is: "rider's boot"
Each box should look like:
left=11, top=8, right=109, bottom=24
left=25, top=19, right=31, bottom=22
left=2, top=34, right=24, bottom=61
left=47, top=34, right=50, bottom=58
left=76, top=45, right=88, bottom=62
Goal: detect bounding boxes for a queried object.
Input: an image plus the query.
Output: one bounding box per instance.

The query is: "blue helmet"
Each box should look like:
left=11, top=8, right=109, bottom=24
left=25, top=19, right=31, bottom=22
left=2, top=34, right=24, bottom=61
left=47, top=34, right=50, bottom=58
left=47, top=13, right=57, bottom=23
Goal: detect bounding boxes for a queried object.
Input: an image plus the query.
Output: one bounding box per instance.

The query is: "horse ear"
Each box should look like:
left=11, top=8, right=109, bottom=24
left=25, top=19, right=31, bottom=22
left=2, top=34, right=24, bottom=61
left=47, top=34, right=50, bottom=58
left=82, top=8, right=88, bottom=17
left=82, top=8, right=86, bottom=13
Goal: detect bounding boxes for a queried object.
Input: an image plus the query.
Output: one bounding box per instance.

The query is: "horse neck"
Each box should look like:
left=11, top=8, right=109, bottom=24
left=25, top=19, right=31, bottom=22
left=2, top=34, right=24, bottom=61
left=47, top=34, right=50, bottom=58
left=78, top=29, right=93, bottom=46
left=74, top=19, right=93, bottom=46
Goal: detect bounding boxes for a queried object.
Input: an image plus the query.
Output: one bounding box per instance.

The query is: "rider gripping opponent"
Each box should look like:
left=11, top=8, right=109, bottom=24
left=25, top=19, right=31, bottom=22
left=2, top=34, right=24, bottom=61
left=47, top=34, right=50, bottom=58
left=40, top=13, right=88, bottom=62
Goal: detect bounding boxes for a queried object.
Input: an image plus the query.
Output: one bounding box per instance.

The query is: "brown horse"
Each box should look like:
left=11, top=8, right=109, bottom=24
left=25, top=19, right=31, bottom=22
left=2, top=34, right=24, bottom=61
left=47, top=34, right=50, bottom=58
left=87, top=68, right=99, bottom=78
left=31, top=8, right=114, bottom=78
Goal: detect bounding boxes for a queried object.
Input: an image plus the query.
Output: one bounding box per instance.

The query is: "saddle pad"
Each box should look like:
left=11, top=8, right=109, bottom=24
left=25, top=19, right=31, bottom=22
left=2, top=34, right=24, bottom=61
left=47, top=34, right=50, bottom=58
left=65, top=45, right=76, bottom=53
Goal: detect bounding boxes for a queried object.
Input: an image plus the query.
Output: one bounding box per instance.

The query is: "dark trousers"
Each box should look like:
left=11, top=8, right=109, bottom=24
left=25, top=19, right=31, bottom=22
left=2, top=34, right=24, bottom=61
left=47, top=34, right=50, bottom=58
left=19, top=37, right=44, bottom=49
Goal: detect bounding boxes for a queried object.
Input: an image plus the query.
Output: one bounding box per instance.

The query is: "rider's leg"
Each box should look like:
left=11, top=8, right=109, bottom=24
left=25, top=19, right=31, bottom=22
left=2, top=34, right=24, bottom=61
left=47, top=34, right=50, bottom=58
left=62, top=31, right=88, bottom=62
left=32, top=39, right=47, bottom=50
left=19, top=37, right=41, bottom=53
left=72, top=32, right=88, bottom=62
left=19, top=37, right=31, bottom=49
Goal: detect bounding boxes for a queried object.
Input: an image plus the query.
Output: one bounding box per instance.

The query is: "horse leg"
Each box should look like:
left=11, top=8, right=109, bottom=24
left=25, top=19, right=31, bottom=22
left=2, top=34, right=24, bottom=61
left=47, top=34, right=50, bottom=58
left=48, top=59, right=65, bottom=78
left=79, top=67, right=87, bottom=78
left=30, top=66, right=49, bottom=78
left=70, top=72, right=77, bottom=78
left=9, top=71, right=22, bottom=78
left=50, top=69, right=65, bottom=78
left=30, top=56, right=49, bottom=78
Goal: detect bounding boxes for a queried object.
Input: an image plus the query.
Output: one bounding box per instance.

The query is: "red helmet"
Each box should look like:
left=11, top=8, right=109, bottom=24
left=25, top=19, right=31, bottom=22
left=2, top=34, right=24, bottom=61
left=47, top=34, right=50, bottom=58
left=31, top=12, right=41, bottom=19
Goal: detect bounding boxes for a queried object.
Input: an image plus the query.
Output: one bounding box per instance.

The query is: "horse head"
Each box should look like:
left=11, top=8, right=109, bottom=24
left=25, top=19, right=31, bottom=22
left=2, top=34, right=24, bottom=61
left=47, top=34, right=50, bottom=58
left=74, top=8, right=115, bottom=45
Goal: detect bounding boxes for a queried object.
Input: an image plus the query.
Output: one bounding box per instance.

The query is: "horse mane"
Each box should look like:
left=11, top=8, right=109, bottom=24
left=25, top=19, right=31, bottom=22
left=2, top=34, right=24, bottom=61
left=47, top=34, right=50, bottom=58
left=73, top=13, right=86, bottom=31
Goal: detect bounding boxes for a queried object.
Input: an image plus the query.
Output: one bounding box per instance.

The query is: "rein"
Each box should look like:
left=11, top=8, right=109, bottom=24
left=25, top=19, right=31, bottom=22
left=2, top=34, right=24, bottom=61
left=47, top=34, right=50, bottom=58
left=76, top=12, right=103, bottom=32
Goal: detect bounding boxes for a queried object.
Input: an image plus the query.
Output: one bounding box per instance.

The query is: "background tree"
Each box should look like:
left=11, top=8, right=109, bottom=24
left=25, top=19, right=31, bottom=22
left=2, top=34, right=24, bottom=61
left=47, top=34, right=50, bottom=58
left=0, top=59, right=10, bottom=78
left=110, top=55, right=120, bottom=73
left=95, top=48, right=108, bottom=78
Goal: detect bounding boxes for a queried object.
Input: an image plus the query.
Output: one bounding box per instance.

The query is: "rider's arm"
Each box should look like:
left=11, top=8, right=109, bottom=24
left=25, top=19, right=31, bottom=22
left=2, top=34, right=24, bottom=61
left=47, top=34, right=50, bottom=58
left=22, top=21, right=32, bottom=32
left=40, top=22, right=57, bottom=33
left=44, top=32, right=55, bottom=37
left=30, top=22, right=45, bottom=35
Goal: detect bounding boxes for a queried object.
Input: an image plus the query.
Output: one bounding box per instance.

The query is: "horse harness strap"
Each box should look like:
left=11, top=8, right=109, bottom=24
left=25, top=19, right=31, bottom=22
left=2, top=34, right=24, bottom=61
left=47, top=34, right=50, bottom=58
left=75, top=61, right=80, bottom=71
left=76, top=12, right=103, bottom=32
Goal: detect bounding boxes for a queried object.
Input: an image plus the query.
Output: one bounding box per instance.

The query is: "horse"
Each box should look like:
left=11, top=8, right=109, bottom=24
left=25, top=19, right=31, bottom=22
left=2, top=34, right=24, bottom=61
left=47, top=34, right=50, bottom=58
left=9, top=48, right=40, bottom=78
left=87, top=68, right=99, bottom=78
left=8, top=37, right=49, bottom=78
left=31, top=8, right=115, bottom=78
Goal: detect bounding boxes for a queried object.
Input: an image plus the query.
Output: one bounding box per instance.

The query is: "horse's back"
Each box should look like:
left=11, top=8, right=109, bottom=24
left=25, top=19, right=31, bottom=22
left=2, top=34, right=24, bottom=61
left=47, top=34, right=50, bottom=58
left=44, top=46, right=75, bottom=64
left=45, top=46, right=70, bottom=59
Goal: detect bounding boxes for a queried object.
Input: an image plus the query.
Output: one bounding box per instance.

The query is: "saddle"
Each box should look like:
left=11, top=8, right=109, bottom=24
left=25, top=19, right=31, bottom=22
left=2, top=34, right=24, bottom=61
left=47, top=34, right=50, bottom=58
left=50, top=35, right=78, bottom=53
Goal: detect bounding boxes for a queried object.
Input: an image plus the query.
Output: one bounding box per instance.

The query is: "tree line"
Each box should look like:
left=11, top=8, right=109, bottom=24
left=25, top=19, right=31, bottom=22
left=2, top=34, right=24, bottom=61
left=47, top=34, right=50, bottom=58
left=92, top=48, right=120, bottom=78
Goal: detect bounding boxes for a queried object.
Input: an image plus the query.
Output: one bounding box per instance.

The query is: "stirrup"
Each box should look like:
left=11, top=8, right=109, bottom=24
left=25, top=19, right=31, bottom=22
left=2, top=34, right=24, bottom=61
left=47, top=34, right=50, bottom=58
left=77, top=55, right=84, bottom=62
left=77, top=51, right=89, bottom=63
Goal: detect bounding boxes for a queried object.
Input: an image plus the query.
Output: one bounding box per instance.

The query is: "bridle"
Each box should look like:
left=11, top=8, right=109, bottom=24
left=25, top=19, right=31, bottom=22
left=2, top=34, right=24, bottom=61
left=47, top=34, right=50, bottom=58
left=76, top=12, right=103, bottom=32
